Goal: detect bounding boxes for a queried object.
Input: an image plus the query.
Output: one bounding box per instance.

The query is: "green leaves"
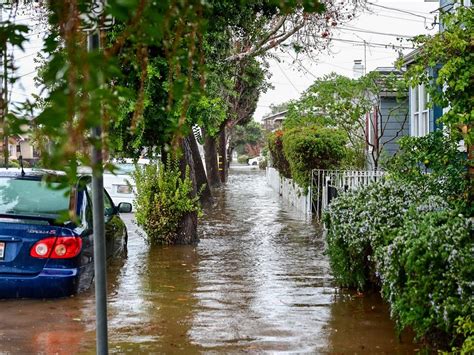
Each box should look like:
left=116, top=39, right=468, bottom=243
left=187, top=96, right=226, bottom=138
left=324, top=132, right=472, bottom=348
left=325, top=179, right=473, bottom=347
left=267, top=130, right=292, bottom=178
left=283, top=71, right=408, bottom=169
left=231, top=120, right=264, bottom=151
left=132, top=160, right=201, bottom=245
left=282, top=126, right=347, bottom=189
left=385, top=131, right=469, bottom=211
left=380, top=209, right=473, bottom=342
left=0, top=21, right=29, bottom=50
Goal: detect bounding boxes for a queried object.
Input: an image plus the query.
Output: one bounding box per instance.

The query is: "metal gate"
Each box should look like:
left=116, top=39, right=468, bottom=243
left=311, top=169, right=385, bottom=220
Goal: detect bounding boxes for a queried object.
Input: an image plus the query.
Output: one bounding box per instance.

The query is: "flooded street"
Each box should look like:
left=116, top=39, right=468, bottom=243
left=0, top=167, right=416, bottom=354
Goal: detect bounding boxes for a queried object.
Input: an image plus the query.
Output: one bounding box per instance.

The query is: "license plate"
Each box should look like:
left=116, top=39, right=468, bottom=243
left=0, top=242, right=4, bottom=259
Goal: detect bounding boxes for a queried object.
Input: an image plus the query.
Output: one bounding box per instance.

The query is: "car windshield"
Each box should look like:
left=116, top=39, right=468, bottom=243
left=115, top=164, right=136, bottom=175
left=0, top=177, right=70, bottom=217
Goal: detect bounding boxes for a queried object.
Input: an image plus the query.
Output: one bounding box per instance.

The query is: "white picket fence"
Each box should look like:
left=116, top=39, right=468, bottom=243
left=312, top=169, right=385, bottom=219
left=266, top=167, right=312, bottom=216
left=266, top=167, right=384, bottom=219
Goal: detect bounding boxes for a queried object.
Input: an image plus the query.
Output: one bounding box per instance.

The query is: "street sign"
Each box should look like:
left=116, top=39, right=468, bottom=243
left=80, top=0, right=114, bottom=32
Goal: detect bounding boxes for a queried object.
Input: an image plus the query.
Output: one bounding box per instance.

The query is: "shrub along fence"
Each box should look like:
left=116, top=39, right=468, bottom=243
left=312, top=169, right=385, bottom=220
left=323, top=132, right=473, bottom=351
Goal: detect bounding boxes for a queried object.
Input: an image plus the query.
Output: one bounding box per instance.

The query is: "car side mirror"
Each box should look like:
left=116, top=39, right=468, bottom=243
left=118, top=202, right=133, bottom=213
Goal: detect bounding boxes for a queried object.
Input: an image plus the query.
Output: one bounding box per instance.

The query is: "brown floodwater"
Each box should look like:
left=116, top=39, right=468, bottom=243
left=0, top=166, right=418, bottom=354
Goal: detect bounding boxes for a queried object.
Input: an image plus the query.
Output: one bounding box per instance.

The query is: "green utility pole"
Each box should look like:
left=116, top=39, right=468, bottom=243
left=0, top=3, right=8, bottom=167
left=88, top=30, right=108, bottom=355
left=84, top=1, right=114, bottom=353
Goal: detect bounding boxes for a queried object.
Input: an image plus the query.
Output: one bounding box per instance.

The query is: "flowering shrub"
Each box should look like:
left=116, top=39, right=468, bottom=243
left=324, top=178, right=473, bottom=348
left=324, top=179, right=425, bottom=290
left=380, top=209, right=473, bottom=344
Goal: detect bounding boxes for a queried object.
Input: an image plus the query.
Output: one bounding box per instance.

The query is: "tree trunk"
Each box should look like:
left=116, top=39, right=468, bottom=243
left=218, top=124, right=227, bottom=183
left=468, top=139, right=473, bottom=205
left=176, top=136, right=198, bottom=245
left=188, top=132, right=213, bottom=206
left=203, top=130, right=221, bottom=187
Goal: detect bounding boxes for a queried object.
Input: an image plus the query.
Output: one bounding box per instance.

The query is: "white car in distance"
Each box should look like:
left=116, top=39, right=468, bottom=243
left=248, top=156, right=263, bottom=166
left=104, top=159, right=149, bottom=210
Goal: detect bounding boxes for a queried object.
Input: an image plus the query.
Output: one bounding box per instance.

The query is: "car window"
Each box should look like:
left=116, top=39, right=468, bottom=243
left=103, top=190, right=115, bottom=216
left=0, top=177, right=69, bottom=217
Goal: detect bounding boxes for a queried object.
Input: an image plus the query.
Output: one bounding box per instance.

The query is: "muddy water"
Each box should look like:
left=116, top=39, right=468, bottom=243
left=0, top=167, right=417, bottom=354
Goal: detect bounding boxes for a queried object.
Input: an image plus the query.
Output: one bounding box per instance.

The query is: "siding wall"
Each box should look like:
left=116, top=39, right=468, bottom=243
left=379, top=96, right=409, bottom=156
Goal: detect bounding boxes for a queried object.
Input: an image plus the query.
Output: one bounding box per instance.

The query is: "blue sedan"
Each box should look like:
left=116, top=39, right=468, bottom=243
left=0, top=168, right=131, bottom=298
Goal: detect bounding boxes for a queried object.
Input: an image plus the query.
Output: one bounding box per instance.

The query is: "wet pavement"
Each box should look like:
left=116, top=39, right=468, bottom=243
left=0, top=166, right=417, bottom=354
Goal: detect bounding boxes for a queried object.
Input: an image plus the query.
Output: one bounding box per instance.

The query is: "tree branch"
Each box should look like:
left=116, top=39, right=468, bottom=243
left=225, top=18, right=306, bottom=62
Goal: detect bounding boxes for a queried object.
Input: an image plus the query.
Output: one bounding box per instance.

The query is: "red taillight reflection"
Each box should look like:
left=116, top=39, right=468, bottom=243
left=30, top=237, right=82, bottom=259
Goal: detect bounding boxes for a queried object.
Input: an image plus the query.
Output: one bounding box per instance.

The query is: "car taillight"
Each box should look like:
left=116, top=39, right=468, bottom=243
left=30, top=237, right=82, bottom=259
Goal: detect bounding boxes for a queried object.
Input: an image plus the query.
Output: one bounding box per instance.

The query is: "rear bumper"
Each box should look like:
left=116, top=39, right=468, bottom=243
left=0, top=268, right=79, bottom=299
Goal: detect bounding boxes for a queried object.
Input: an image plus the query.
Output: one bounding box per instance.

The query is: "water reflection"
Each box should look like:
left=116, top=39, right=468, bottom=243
left=326, top=290, right=417, bottom=353
left=0, top=294, right=93, bottom=353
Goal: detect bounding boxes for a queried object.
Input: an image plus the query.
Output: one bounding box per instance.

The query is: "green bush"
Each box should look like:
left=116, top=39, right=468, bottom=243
left=267, top=130, right=291, bottom=178
left=380, top=209, right=473, bottom=343
left=258, top=157, right=267, bottom=170
left=237, top=154, right=249, bottom=164
left=340, top=140, right=366, bottom=170
left=131, top=160, right=201, bottom=245
left=324, top=179, right=473, bottom=348
left=448, top=316, right=474, bottom=354
left=324, top=179, right=426, bottom=290
left=0, top=159, right=20, bottom=168
left=385, top=131, right=468, bottom=210
left=282, top=126, right=347, bottom=189
left=324, top=130, right=472, bottom=349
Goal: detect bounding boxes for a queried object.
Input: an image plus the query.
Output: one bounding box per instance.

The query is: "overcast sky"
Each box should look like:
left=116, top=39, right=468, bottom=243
left=254, top=0, right=440, bottom=121
left=9, top=1, right=440, bottom=119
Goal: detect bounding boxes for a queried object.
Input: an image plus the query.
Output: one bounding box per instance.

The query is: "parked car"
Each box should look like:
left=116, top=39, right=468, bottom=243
left=104, top=158, right=149, bottom=209
left=248, top=156, right=264, bottom=166
left=0, top=168, right=131, bottom=298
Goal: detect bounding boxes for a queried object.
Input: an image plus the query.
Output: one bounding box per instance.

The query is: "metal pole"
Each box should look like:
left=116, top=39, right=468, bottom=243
left=0, top=6, right=8, bottom=168
left=88, top=31, right=108, bottom=355
left=3, top=21, right=9, bottom=168
left=363, top=40, right=367, bottom=75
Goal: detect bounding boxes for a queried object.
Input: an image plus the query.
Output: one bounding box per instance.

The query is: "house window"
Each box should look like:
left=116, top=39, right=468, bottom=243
left=455, top=0, right=472, bottom=8
left=410, top=84, right=429, bottom=137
